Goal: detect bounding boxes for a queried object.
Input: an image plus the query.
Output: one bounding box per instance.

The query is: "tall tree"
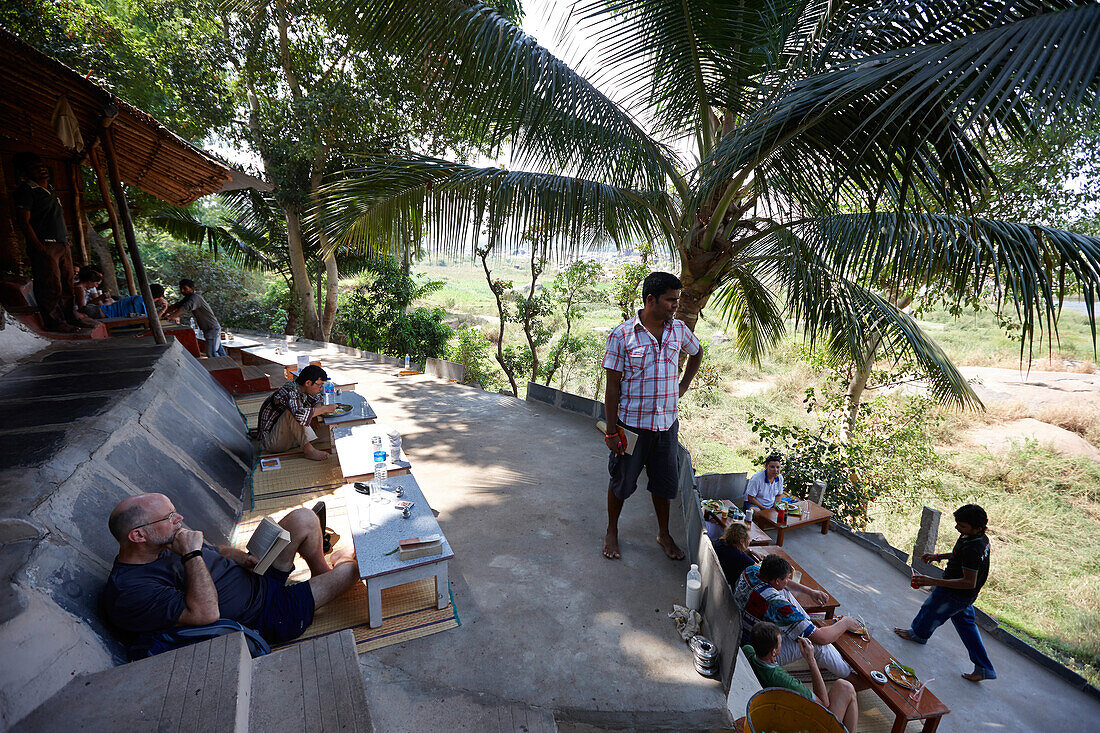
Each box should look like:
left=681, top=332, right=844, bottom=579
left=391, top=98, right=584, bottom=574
left=319, top=0, right=1100, bottom=411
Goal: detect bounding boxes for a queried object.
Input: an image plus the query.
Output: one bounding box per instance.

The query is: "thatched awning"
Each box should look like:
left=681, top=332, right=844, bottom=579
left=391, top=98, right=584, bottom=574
left=0, top=27, right=231, bottom=206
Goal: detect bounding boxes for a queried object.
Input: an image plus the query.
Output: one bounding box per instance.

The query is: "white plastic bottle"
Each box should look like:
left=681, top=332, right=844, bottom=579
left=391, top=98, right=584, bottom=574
left=323, top=378, right=335, bottom=405
left=404, top=354, right=411, bottom=371
left=686, top=563, right=703, bottom=611
left=372, top=434, right=388, bottom=492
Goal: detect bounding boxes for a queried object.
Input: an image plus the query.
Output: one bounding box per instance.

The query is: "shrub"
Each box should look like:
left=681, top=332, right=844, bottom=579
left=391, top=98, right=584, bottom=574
left=447, top=327, right=498, bottom=388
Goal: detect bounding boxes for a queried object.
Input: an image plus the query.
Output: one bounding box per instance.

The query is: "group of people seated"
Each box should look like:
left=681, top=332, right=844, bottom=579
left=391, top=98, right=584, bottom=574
left=716, top=454, right=996, bottom=729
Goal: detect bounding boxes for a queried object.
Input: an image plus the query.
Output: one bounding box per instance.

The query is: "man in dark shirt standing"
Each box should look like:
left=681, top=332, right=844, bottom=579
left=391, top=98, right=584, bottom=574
left=102, top=493, right=359, bottom=650
left=895, top=504, right=996, bottom=682
left=11, top=152, right=87, bottom=333
left=164, top=278, right=225, bottom=357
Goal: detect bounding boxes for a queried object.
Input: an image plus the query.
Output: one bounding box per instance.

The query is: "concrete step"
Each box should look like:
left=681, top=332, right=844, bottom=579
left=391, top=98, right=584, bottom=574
left=18, top=632, right=252, bottom=733
left=201, top=356, right=244, bottom=373
left=248, top=630, right=371, bottom=733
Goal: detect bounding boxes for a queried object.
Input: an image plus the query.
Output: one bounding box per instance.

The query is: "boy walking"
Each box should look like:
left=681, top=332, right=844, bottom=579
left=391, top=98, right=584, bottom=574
left=895, top=504, right=996, bottom=682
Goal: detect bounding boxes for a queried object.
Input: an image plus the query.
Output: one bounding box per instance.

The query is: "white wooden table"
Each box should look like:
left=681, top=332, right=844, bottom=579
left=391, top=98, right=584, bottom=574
left=344, top=473, right=453, bottom=628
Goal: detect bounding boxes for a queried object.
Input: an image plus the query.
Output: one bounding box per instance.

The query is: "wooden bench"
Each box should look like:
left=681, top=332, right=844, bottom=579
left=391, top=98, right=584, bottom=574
left=814, top=619, right=949, bottom=732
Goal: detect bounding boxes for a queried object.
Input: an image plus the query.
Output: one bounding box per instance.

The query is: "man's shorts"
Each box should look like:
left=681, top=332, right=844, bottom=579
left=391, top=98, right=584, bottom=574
left=607, top=421, right=679, bottom=501
left=254, top=566, right=316, bottom=644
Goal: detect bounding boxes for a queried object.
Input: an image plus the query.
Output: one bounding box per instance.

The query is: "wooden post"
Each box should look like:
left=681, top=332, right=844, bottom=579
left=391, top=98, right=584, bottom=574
left=0, top=159, right=21, bottom=275
left=87, top=147, right=137, bottom=295
left=100, top=111, right=165, bottom=345
left=68, top=160, right=89, bottom=266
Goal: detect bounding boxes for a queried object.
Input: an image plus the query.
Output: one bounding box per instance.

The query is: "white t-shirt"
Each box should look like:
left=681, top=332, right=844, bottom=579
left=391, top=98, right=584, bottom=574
left=745, top=470, right=783, bottom=508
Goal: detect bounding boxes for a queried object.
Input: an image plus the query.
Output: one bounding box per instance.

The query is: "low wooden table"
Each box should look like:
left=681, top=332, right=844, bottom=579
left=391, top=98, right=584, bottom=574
left=345, top=473, right=454, bottom=628
left=749, top=545, right=839, bottom=618
left=753, top=498, right=833, bottom=545
left=814, top=619, right=949, bottom=732
left=712, top=513, right=773, bottom=546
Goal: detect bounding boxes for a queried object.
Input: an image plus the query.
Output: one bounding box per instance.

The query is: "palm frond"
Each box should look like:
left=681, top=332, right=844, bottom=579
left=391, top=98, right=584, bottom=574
left=318, top=154, right=671, bottom=261
left=770, top=229, right=981, bottom=407
left=708, top=265, right=786, bottom=364
left=574, top=0, right=806, bottom=143
left=794, top=213, right=1100, bottom=353
left=301, top=0, right=675, bottom=191
left=146, top=208, right=280, bottom=272
left=698, top=4, right=1100, bottom=216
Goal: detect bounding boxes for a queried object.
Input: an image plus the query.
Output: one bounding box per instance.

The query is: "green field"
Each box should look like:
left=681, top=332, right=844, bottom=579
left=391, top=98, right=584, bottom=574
left=414, top=256, right=1100, bottom=684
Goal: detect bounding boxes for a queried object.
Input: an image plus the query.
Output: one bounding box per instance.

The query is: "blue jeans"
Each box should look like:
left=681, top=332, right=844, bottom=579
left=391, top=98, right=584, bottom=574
left=907, top=586, right=996, bottom=677
left=203, top=327, right=226, bottom=358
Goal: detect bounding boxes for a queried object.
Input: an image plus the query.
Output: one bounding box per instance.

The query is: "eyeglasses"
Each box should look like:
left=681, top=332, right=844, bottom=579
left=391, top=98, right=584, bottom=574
left=131, top=511, right=180, bottom=531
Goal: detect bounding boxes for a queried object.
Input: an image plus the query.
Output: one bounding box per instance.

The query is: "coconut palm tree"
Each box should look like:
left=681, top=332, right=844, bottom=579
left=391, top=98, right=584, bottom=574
left=317, top=0, right=1100, bottom=410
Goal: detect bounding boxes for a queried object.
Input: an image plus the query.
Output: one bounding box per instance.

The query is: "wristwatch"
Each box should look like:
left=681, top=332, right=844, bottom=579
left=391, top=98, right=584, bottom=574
left=182, top=550, right=203, bottom=563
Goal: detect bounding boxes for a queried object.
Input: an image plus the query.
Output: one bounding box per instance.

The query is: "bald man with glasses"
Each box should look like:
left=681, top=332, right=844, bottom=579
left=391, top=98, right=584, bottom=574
left=102, top=493, right=359, bottom=649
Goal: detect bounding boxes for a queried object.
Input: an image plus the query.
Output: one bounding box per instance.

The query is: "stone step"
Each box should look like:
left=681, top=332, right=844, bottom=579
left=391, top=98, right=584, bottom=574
left=201, top=356, right=245, bottom=373
left=18, top=632, right=252, bottom=733
left=248, top=630, right=371, bottom=733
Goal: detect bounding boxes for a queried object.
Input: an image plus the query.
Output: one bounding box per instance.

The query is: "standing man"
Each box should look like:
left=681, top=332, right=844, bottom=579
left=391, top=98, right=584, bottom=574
left=601, top=271, right=702, bottom=560
left=11, top=152, right=88, bottom=333
left=895, top=504, right=997, bottom=682
left=164, top=278, right=224, bottom=357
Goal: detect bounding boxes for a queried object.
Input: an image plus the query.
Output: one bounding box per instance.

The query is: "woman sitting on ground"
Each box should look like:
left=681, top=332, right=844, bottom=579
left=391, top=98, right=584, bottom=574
left=713, top=522, right=756, bottom=587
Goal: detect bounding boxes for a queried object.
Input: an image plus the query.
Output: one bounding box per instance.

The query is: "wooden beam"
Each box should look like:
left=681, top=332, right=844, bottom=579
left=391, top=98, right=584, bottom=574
left=101, top=115, right=165, bottom=345
left=88, top=146, right=137, bottom=295
left=68, top=160, right=89, bottom=266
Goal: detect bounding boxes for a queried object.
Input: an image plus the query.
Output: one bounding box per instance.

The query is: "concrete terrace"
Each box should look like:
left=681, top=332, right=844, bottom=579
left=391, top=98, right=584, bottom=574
left=236, top=333, right=1100, bottom=731
left=264, top=336, right=727, bottom=730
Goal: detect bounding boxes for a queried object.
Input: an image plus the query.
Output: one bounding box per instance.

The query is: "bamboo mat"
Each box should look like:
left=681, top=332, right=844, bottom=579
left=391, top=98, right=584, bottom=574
left=233, top=492, right=459, bottom=653
left=854, top=690, right=924, bottom=732
left=252, top=456, right=346, bottom=499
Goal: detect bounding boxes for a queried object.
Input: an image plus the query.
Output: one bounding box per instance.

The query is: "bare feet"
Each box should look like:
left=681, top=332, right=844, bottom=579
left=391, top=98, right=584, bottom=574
left=602, top=530, right=621, bottom=559
left=303, top=443, right=331, bottom=461
left=328, top=545, right=356, bottom=568
left=894, top=627, right=917, bottom=641
left=657, top=533, right=685, bottom=560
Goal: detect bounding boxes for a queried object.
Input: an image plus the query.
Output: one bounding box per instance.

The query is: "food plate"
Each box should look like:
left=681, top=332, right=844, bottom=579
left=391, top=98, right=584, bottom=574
left=870, top=670, right=888, bottom=684
left=331, top=402, right=353, bottom=416
left=885, top=662, right=919, bottom=689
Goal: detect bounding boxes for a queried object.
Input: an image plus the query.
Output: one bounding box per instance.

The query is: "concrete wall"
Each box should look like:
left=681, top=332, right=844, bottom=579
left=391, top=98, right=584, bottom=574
left=0, top=340, right=254, bottom=728
left=424, top=357, right=465, bottom=383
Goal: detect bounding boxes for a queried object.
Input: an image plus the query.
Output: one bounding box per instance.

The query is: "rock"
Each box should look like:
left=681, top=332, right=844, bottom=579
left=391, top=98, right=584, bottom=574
left=966, top=418, right=1100, bottom=462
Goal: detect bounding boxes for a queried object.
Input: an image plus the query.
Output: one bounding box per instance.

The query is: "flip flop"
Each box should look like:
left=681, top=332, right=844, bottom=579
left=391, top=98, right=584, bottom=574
left=311, top=502, right=336, bottom=553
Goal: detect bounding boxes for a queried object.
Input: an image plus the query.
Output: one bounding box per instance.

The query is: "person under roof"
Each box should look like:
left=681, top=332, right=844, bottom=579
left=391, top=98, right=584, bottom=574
left=163, top=278, right=224, bottom=357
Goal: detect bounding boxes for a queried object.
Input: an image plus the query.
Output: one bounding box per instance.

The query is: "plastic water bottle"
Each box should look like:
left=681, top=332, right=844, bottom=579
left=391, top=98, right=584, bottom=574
left=323, top=378, right=335, bottom=405
left=404, top=354, right=410, bottom=371
left=686, top=564, right=703, bottom=611
left=372, top=435, right=388, bottom=492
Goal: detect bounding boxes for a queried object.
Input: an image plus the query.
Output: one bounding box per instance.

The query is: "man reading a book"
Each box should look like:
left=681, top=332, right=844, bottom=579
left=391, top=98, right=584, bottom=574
left=102, top=493, right=359, bottom=648
left=256, top=364, right=337, bottom=461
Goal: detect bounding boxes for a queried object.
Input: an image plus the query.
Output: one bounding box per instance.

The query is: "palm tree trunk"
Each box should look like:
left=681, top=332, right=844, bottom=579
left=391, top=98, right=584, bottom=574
left=85, top=216, right=120, bottom=297
left=845, top=292, right=914, bottom=432
left=285, top=206, right=322, bottom=340
left=322, top=250, right=338, bottom=340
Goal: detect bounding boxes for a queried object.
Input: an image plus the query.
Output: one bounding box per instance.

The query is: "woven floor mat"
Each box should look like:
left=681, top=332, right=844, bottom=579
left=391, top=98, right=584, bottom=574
left=233, top=493, right=459, bottom=654
left=252, top=456, right=345, bottom=498
left=854, top=690, right=924, bottom=732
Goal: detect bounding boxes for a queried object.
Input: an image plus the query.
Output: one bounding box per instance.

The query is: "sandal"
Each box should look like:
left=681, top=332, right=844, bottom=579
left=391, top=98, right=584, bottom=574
left=311, top=502, right=337, bottom=553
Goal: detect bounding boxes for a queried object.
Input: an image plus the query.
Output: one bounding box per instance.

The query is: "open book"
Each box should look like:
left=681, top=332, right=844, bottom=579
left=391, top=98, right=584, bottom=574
left=246, top=517, right=291, bottom=575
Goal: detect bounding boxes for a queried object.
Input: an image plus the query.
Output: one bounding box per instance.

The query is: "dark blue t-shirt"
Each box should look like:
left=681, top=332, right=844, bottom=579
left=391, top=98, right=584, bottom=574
left=714, top=539, right=756, bottom=587
left=102, top=545, right=266, bottom=633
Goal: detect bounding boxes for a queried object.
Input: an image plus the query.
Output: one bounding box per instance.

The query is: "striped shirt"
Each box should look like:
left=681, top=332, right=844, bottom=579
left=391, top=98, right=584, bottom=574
left=602, top=312, right=700, bottom=432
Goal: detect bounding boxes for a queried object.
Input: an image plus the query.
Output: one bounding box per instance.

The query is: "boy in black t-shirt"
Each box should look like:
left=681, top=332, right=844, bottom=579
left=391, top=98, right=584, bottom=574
left=894, top=504, right=996, bottom=681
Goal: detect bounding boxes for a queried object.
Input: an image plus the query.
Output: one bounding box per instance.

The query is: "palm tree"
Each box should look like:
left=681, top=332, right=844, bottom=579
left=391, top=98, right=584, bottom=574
left=317, top=0, right=1100, bottom=412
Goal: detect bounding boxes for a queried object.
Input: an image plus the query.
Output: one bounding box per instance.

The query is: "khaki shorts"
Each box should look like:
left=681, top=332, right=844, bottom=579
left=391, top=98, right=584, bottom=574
left=262, top=410, right=318, bottom=453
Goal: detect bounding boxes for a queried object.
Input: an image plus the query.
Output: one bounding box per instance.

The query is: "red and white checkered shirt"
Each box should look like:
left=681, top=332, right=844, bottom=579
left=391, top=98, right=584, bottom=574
left=602, top=313, right=700, bottom=432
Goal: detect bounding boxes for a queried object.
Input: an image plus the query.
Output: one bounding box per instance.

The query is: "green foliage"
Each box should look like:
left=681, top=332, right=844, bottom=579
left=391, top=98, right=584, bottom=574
left=446, top=327, right=499, bottom=389
left=607, top=243, right=654, bottom=321
left=539, top=332, right=606, bottom=393
left=334, top=258, right=451, bottom=362
left=138, top=237, right=266, bottom=330
left=2, top=0, right=234, bottom=141
left=749, top=389, right=940, bottom=528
